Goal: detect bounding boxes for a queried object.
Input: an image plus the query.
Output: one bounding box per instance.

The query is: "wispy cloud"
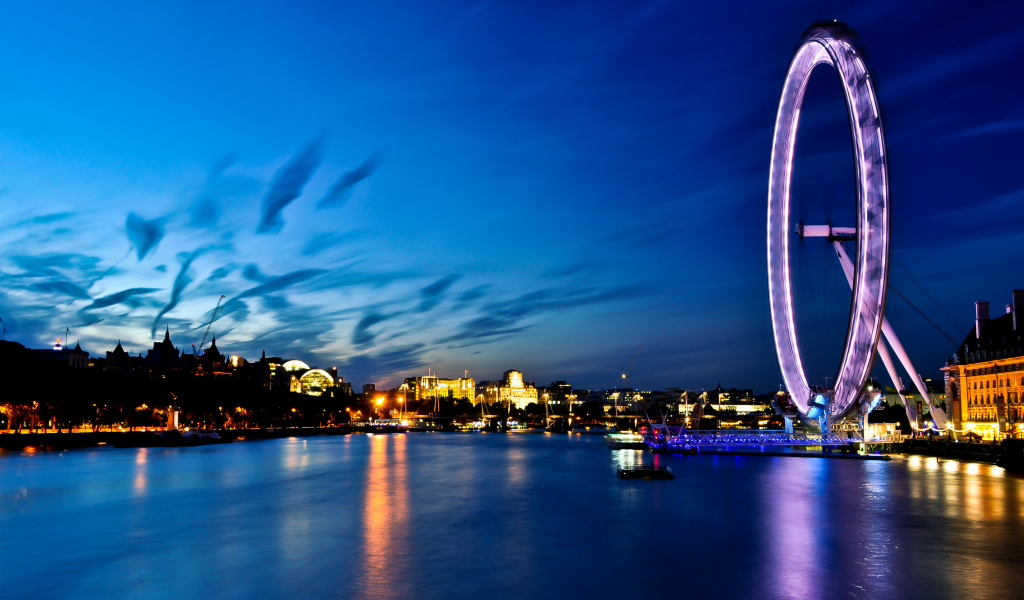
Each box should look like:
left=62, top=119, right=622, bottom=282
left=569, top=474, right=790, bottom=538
left=234, top=268, right=328, bottom=299
left=257, top=137, right=324, bottom=234
left=947, top=118, right=1024, bottom=139
left=417, top=274, right=461, bottom=312
left=352, top=311, right=401, bottom=349
left=317, top=153, right=380, bottom=208
left=126, top=213, right=166, bottom=260
left=85, top=287, right=161, bottom=311
left=151, top=249, right=205, bottom=337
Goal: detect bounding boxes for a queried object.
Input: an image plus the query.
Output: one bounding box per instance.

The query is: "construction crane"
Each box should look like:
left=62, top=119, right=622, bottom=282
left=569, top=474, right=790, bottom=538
left=198, top=295, right=226, bottom=355
left=614, top=345, right=643, bottom=418
left=621, top=345, right=643, bottom=386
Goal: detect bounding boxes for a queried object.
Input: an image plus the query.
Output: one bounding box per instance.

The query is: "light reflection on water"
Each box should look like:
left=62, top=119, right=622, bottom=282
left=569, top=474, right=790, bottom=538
left=1, top=435, right=1023, bottom=600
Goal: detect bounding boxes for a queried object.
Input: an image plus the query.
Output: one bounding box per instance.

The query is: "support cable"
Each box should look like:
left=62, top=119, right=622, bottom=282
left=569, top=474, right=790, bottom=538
left=887, top=284, right=959, bottom=347
left=892, top=256, right=966, bottom=337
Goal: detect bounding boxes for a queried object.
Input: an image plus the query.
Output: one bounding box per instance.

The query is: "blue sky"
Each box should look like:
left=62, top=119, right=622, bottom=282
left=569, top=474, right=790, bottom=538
left=0, top=1, right=1021, bottom=392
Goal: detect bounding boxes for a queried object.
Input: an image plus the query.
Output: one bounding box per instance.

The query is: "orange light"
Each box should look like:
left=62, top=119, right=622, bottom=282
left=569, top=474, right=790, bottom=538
left=291, top=408, right=297, bottom=413
left=376, top=397, right=384, bottom=405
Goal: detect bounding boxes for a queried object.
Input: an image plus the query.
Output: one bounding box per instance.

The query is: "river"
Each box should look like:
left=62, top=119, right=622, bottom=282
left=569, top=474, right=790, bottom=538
left=1, top=432, right=1022, bottom=599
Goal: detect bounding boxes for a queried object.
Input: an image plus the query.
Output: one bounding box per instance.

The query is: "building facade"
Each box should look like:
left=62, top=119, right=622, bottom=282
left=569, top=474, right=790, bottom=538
left=492, top=370, right=538, bottom=410
left=943, top=291, right=1024, bottom=440
left=404, top=375, right=475, bottom=403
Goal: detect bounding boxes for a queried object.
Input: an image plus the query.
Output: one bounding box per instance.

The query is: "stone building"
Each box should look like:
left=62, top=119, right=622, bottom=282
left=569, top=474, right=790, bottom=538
left=479, top=370, right=538, bottom=410
left=942, top=290, right=1024, bottom=440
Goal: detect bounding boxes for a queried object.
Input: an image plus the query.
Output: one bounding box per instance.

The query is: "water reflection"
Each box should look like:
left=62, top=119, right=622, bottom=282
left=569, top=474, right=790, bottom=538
left=762, top=458, right=825, bottom=599
left=361, top=434, right=409, bottom=599
left=134, top=448, right=147, bottom=496
left=610, top=449, right=644, bottom=470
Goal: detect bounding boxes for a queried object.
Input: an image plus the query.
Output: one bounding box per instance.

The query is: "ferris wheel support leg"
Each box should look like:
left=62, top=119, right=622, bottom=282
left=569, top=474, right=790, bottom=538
left=879, top=319, right=948, bottom=429
left=832, top=241, right=944, bottom=428
left=875, top=336, right=917, bottom=423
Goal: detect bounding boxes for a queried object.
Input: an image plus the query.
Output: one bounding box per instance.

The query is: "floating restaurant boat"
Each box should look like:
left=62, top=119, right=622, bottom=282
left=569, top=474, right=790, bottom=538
left=357, top=419, right=409, bottom=433
left=616, top=465, right=674, bottom=480
left=604, top=432, right=646, bottom=449
left=111, top=430, right=230, bottom=448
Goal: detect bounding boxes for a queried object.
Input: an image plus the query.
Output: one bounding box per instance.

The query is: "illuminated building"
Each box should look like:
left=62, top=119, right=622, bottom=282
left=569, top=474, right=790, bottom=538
left=943, top=291, right=1024, bottom=440
left=404, top=374, right=475, bottom=403
left=282, top=359, right=342, bottom=396
left=482, top=370, right=538, bottom=410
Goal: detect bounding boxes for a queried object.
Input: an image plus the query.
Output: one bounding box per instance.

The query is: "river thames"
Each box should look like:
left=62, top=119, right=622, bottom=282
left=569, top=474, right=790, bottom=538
left=1, top=433, right=1022, bottom=600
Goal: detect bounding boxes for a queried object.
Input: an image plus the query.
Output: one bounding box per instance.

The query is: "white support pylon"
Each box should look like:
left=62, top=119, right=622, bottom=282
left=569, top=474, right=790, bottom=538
left=832, top=240, right=947, bottom=429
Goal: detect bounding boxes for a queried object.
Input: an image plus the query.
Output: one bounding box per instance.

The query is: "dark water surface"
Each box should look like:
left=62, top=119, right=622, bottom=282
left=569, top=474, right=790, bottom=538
left=2, top=432, right=1023, bottom=600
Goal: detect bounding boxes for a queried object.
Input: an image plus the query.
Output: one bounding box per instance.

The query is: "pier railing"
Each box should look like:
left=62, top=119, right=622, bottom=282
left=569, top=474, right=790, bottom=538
left=647, top=429, right=862, bottom=450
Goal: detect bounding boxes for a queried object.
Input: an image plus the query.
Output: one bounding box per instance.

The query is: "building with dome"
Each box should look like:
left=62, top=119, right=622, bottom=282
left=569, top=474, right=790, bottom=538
left=277, top=359, right=343, bottom=396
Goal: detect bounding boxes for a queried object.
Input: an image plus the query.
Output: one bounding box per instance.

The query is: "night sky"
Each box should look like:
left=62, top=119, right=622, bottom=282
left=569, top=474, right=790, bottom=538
left=0, top=1, right=1021, bottom=392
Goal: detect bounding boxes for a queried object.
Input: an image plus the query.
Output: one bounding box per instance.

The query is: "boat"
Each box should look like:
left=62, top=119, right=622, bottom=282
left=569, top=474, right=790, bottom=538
left=604, top=432, right=646, bottom=449
left=616, top=465, right=674, bottom=480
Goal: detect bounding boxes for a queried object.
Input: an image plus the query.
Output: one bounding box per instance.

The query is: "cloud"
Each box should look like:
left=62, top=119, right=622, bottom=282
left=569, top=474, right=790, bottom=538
left=317, top=153, right=380, bottom=208
left=262, top=295, right=290, bottom=311
left=454, top=284, right=490, bottom=307
left=242, top=263, right=267, bottom=283
left=301, top=229, right=371, bottom=256
left=339, top=344, right=427, bottom=385
left=257, top=137, right=324, bottom=234
left=31, top=280, right=92, bottom=300
left=221, top=298, right=250, bottom=322
left=417, top=274, right=461, bottom=312
left=948, top=118, right=1024, bottom=139
left=85, top=287, right=161, bottom=310
left=11, top=253, right=106, bottom=280
left=189, top=195, right=221, bottom=228
left=151, top=249, right=205, bottom=337
left=438, top=286, right=643, bottom=344
left=542, top=261, right=590, bottom=278
left=352, top=311, right=400, bottom=348
left=188, top=154, right=262, bottom=229
left=234, top=269, right=328, bottom=299
left=126, top=213, right=166, bottom=260
left=31, top=212, right=73, bottom=224
left=208, top=266, right=234, bottom=280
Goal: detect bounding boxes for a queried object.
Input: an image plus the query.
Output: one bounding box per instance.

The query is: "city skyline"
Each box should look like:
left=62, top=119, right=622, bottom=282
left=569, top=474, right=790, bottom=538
left=0, top=1, right=1022, bottom=391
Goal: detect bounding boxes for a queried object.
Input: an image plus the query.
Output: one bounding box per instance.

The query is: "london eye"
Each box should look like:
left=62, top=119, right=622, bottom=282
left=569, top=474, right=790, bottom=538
left=766, top=22, right=948, bottom=430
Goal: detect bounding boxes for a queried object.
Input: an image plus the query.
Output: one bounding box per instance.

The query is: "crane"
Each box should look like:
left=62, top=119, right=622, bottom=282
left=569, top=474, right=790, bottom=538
left=614, top=345, right=643, bottom=419
left=198, top=295, right=226, bottom=355
left=621, top=344, right=643, bottom=386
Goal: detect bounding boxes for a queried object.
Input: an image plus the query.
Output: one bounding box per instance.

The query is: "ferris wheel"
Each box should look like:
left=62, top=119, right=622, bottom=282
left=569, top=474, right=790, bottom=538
left=766, top=22, right=947, bottom=429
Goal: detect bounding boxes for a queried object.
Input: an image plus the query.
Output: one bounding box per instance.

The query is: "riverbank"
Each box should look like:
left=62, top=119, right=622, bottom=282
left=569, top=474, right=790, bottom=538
left=0, top=427, right=353, bottom=450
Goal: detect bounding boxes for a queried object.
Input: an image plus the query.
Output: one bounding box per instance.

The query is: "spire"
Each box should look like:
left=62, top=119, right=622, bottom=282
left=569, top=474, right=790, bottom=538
left=164, top=326, right=170, bottom=342
left=74, top=342, right=81, bottom=351
left=262, top=349, right=266, bottom=360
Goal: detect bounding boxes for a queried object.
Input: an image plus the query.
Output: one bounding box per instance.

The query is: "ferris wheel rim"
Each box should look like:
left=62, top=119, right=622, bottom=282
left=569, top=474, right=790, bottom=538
left=766, top=23, right=890, bottom=418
